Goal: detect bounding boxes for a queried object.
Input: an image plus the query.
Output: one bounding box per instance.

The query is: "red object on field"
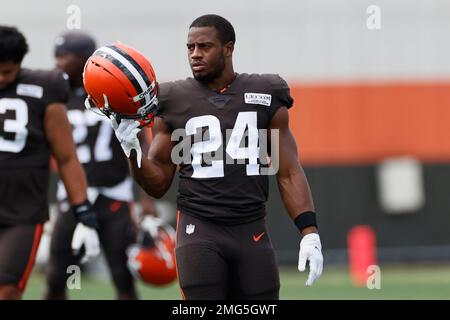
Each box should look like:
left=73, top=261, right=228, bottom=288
left=347, top=225, right=377, bottom=287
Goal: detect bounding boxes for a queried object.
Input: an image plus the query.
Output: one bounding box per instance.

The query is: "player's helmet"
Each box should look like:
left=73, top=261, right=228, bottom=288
left=127, top=216, right=177, bottom=286
left=83, top=43, right=158, bottom=127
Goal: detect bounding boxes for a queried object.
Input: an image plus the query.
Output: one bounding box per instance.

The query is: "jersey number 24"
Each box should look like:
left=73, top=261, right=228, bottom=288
left=185, top=111, right=260, bottom=178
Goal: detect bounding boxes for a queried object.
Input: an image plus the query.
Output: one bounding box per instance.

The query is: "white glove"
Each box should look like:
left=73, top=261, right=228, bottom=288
left=140, top=215, right=164, bottom=239
left=110, top=116, right=142, bottom=168
left=298, top=233, right=323, bottom=286
left=72, top=223, right=101, bottom=264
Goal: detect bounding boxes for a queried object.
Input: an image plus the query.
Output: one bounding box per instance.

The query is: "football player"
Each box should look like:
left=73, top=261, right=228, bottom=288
left=44, top=31, right=155, bottom=300
left=0, top=26, right=99, bottom=300
left=90, top=14, right=323, bottom=299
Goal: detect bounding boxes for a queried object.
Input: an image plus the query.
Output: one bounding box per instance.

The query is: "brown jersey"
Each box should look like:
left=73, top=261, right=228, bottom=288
left=64, top=87, right=129, bottom=188
left=0, top=68, right=69, bottom=225
left=158, top=73, right=293, bottom=224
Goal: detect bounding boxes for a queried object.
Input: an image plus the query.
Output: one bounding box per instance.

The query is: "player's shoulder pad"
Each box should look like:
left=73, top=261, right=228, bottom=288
left=242, top=73, right=290, bottom=92
left=259, top=73, right=290, bottom=91
left=157, top=81, right=173, bottom=103
left=16, top=69, right=69, bottom=104
left=42, top=69, right=70, bottom=104
left=158, top=78, right=193, bottom=102
left=20, top=68, right=68, bottom=86
left=246, top=73, right=293, bottom=111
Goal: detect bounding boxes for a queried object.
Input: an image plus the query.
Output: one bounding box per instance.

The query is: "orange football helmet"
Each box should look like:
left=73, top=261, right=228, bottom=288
left=127, top=216, right=177, bottom=286
left=83, top=43, right=158, bottom=127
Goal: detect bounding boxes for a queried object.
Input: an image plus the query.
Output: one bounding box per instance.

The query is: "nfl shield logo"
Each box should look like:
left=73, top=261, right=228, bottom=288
left=186, top=224, right=195, bottom=235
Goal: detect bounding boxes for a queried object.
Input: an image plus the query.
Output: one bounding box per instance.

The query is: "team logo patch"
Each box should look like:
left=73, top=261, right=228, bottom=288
left=186, top=224, right=195, bottom=235
left=16, top=84, right=43, bottom=99
left=244, top=93, right=272, bottom=107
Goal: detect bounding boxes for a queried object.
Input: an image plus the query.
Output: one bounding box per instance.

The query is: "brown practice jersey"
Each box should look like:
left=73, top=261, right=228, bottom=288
left=64, top=87, right=129, bottom=188
left=0, top=68, right=69, bottom=225
left=158, top=73, right=293, bottom=224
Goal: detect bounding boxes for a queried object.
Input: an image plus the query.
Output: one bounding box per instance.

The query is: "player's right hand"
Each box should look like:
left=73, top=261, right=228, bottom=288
left=72, top=223, right=101, bottom=264
left=110, top=116, right=143, bottom=168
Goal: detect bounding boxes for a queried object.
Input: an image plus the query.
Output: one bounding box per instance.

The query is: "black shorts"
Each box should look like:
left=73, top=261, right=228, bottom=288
left=46, top=194, right=137, bottom=295
left=0, top=224, right=43, bottom=290
left=175, top=212, right=280, bottom=300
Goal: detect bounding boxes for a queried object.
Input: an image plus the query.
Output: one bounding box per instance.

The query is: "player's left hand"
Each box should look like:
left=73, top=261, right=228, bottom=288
left=110, top=116, right=143, bottom=168
left=298, top=233, right=323, bottom=286
left=72, top=223, right=101, bottom=264
left=71, top=200, right=101, bottom=263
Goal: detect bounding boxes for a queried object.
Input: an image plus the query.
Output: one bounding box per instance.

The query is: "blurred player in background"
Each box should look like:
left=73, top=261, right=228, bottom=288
left=85, top=14, right=324, bottom=299
left=0, top=26, right=99, bottom=300
left=44, top=31, right=156, bottom=300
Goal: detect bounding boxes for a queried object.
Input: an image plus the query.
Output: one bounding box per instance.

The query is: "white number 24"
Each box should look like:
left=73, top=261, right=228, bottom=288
left=185, top=112, right=260, bottom=178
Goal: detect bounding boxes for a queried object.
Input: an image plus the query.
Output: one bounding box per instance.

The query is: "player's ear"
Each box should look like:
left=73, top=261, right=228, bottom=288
left=224, top=41, right=234, bottom=57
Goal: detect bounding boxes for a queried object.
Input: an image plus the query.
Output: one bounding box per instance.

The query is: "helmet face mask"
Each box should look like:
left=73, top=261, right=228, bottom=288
left=82, top=43, right=158, bottom=127
left=84, top=94, right=112, bottom=117
left=84, top=92, right=158, bottom=127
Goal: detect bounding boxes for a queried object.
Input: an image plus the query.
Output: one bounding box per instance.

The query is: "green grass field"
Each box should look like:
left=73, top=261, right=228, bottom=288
left=22, top=264, right=450, bottom=300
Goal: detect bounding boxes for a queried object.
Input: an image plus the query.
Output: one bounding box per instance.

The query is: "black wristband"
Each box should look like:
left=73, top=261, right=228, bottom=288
left=72, top=199, right=90, bottom=214
left=72, top=200, right=99, bottom=229
left=294, top=211, right=318, bottom=232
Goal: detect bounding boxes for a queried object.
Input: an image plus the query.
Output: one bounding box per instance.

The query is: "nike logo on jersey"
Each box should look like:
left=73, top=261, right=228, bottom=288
left=253, top=231, right=266, bottom=242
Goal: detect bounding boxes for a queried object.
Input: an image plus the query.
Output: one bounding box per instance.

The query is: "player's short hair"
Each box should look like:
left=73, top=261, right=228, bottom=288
left=0, top=26, right=29, bottom=63
left=190, top=14, right=236, bottom=45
